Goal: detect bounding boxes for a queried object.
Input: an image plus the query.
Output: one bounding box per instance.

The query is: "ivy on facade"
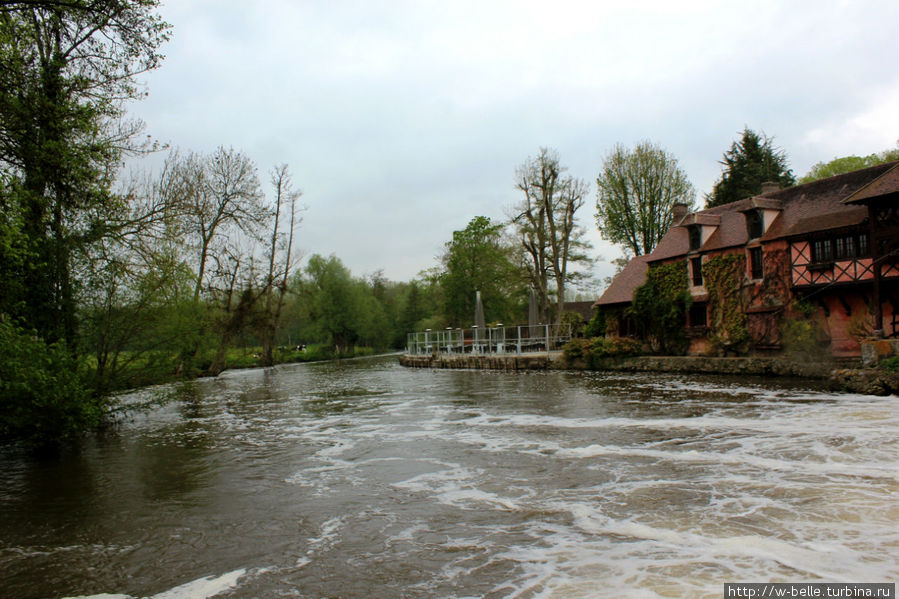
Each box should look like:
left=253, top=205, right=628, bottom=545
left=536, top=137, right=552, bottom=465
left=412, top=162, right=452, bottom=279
left=630, top=261, right=690, bottom=354
left=702, top=254, right=750, bottom=354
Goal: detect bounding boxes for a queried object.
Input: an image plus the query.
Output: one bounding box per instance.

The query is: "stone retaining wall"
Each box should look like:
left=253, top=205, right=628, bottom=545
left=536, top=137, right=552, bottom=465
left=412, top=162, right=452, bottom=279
left=400, top=352, right=898, bottom=396
left=583, top=355, right=835, bottom=378
left=399, top=353, right=552, bottom=370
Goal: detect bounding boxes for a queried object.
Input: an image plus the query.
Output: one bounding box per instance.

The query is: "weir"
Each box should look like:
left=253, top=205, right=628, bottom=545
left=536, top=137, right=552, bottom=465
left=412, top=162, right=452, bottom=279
left=404, top=323, right=572, bottom=357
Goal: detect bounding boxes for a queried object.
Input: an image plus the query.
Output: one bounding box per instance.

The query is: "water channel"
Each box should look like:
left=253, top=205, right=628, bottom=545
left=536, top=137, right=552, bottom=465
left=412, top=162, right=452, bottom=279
left=1, top=355, right=897, bottom=598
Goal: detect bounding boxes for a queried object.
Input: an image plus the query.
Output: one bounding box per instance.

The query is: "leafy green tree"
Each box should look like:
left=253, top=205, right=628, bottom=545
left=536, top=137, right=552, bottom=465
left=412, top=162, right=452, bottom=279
left=0, top=1, right=170, bottom=444
left=440, top=216, right=523, bottom=327
left=584, top=309, right=606, bottom=338
left=296, top=254, right=366, bottom=353
left=798, top=146, right=899, bottom=184
left=705, top=128, right=795, bottom=208
left=395, top=281, right=428, bottom=345
left=0, top=0, right=170, bottom=344
left=595, top=141, right=695, bottom=256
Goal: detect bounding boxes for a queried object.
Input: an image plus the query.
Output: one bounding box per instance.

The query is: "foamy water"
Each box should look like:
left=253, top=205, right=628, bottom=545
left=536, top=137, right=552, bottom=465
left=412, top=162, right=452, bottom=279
left=1, top=358, right=896, bottom=598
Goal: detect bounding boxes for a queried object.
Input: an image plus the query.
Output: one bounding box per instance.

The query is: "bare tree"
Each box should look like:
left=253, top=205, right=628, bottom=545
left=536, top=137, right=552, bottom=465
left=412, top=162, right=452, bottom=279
left=172, top=147, right=269, bottom=300
left=205, top=240, right=264, bottom=376
left=260, top=164, right=303, bottom=366
left=511, top=148, right=591, bottom=326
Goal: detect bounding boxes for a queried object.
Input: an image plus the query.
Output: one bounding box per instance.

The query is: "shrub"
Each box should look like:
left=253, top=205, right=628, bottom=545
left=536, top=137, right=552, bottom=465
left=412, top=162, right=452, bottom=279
left=562, top=336, right=643, bottom=368
left=880, top=356, right=899, bottom=372
left=584, top=309, right=606, bottom=338
left=590, top=336, right=642, bottom=359
left=781, top=301, right=830, bottom=359
left=0, top=318, right=103, bottom=447
left=562, top=338, right=591, bottom=361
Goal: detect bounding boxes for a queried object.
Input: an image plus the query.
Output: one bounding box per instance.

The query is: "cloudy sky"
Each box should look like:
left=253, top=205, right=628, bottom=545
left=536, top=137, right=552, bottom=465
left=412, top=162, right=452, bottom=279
left=130, top=0, right=899, bottom=288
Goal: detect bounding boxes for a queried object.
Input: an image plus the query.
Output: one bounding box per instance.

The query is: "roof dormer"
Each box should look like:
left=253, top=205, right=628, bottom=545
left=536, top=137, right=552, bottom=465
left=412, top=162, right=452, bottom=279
left=739, top=198, right=784, bottom=240
left=679, top=213, right=720, bottom=251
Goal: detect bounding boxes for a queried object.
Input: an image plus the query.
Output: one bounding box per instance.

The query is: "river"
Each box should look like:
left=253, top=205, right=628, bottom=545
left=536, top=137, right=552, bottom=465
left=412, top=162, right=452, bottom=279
left=1, top=355, right=896, bottom=598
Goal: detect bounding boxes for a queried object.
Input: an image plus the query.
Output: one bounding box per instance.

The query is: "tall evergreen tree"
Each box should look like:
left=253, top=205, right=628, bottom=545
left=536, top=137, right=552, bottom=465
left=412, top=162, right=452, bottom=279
left=705, top=128, right=795, bottom=208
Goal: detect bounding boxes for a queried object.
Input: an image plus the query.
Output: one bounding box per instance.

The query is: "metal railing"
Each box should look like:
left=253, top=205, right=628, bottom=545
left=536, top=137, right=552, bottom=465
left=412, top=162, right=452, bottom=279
left=405, top=324, right=572, bottom=356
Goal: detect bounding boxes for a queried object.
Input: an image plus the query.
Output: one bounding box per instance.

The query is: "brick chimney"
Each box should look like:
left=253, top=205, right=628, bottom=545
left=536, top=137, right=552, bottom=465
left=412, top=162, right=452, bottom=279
left=671, top=202, right=689, bottom=225
left=760, top=181, right=781, bottom=195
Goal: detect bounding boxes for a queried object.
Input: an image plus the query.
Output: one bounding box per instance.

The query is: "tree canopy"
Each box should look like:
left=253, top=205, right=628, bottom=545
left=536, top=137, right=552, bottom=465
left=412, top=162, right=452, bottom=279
left=798, top=146, right=899, bottom=184
left=0, top=0, right=171, bottom=445
left=595, top=141, right=695, bottom=256
left=705, top=128, right=795, bottom=208
left=440, top=216, right=523, bottom=327
left=0, top=0, right=171, bottom=344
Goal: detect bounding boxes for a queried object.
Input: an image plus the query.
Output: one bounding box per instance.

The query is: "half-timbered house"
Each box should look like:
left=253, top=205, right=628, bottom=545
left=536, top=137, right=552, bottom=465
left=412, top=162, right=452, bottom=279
left=594, top=161, right=899, bottom=358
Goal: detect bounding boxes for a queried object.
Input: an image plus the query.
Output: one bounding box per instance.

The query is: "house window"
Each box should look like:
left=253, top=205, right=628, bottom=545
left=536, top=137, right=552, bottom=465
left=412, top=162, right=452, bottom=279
left=691, top=257, right=703, bottom=286
left=834, top=233, right=870, bottom=260
left=812, top=233, right=870, bottom=263
left=749, top=247, right=764, bottom=279
left=858, top=233, right=869, bottom=256
left=688, top=226, right=702, bottom=251
left=746, top=210, right=763, bottom=239
left=812, top=239, right=833, bottom=264
left=835, top=236, right=850, bottom=260
left=688, top=303, right=707, bottom=328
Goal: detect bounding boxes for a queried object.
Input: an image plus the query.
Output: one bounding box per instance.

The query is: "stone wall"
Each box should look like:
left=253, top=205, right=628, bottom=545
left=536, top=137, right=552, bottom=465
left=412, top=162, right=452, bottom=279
left=585, top=355, right=835, bottom=378
left=399, top=353, right=552, bottom=370
left=860, top=339, right=899, bottom=366
left=399, top=352, right=897, bottom=396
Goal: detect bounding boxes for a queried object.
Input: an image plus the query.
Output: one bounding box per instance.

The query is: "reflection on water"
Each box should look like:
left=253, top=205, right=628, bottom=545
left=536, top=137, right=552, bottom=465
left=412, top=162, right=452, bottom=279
left=0, top=356, right=896, bottom=599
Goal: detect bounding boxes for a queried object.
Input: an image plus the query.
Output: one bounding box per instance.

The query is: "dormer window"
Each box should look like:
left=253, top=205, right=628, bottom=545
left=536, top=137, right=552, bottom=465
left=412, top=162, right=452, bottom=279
left=688, top=225, right=702, bottom=251
left=746, top=210, right=763, bottom=239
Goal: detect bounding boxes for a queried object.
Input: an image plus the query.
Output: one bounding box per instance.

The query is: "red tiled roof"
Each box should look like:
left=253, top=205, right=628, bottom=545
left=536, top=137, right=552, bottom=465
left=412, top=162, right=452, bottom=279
left=782, top=205, right=868, bottom=237
left=843, top=162, right=899, bottom=203
left=647, top=161, right=899, bottom=264
left=595, top=256, right=649, bottom=307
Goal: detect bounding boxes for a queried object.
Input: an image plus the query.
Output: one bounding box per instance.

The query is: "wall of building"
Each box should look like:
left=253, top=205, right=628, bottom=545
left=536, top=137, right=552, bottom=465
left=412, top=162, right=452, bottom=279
left=817, top=293, right=898, bottom=357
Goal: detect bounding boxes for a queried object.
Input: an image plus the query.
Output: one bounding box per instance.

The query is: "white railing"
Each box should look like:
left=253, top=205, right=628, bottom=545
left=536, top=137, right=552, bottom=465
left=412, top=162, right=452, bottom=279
left=405, top=324, right=572, bottom=356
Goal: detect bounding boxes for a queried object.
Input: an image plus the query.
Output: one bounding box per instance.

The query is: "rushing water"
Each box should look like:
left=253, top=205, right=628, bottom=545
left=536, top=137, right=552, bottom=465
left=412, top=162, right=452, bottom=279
left=1, top=355, right=897, bottom=599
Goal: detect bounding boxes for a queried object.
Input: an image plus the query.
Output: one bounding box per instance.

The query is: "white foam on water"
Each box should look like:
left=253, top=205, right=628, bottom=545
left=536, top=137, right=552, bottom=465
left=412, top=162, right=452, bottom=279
left=63, top=568, right=247, bottom=599
left=104, top=368, right=897, bottom=598
left=152, top=569, right=246, bottom=599
left=461, top=408, right=897, bottom=439
left=553, top=442, right=899, bottom=480
left=305, top=516, right=346, bottom=553
left=392, top=465, right=524, bottom=511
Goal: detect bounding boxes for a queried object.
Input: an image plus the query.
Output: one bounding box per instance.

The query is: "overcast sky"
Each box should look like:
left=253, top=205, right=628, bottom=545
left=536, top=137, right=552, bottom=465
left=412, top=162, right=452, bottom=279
left=129, top=0, right=899, bottom=288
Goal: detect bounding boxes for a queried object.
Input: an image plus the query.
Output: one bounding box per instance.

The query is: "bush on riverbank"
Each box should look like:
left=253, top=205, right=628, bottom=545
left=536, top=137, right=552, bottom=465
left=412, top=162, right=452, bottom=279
left=0, top=323, right=380, bottom=448
left=562, top=337, right=642, bottom=369
left=0, top=319, right=104, bottom=447
left=213, top=344, right=376, bottom=369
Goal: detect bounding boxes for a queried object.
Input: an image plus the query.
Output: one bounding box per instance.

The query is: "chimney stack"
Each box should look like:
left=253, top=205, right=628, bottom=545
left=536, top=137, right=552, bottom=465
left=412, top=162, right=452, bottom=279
left=671, top=202, right=689, bottom=225
left=761, top=181, right=781, bottom=195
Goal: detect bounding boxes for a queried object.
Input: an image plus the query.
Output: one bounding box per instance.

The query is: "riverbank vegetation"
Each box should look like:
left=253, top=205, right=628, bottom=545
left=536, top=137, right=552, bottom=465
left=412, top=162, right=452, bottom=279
left=0, top=2, right=424, bottom=447
left=5, top=3, right=893, bottom=448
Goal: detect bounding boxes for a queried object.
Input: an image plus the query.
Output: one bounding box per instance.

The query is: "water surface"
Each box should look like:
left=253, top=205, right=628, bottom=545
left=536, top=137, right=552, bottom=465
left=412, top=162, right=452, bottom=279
left=1, top=356, right=896, bottom=598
